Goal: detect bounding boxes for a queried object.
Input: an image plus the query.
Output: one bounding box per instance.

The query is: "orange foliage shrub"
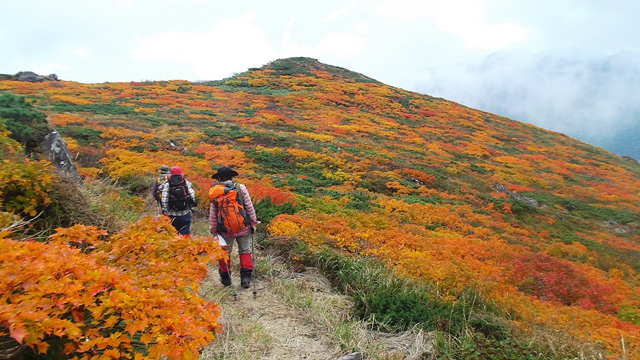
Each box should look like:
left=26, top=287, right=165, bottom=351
left=400, top=168, right=435, bottom=185
left=192, top=144, right=255, bottom=172
left=49, top=95, right=92, bottom=105
left=0, top=126, right=53, bottom=219
left=48, top=113, right=85, bottom=127
left=0, top=216, right=226, bottom=359
left=247, top=184, right=296, bottom=205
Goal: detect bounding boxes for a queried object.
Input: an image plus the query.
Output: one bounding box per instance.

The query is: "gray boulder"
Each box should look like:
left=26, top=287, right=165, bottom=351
left=16, top=71, right=43, bottom=82
left=41, top=131, right=81, bottom=181
left=604, top=220, right=633, bottom=234
left=492, top=184, right=539, bottom=208
left=509, top=192, right=539, bottom=208
left=0, top=72, right=60, bottom=81
left=337, top=353, right=362, bottom=360
left=491, top=184, right=508, bottom=193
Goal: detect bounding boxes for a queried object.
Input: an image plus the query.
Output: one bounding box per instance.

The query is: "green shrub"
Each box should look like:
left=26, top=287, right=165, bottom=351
left=0, top=92, right=49, bottom=151
left=273, top=176, right=316, bottom=197
left=118, top=175, right=155, bottom=195
left=58, top=126, right=103, bottom=146
left=253, top=197, right=296, bottom=223
left=353, top=283, right=465, bottom=333
left=508, top=198, right=538, bottom=215
left=449, top=335, right=545, bottom=360
left=470, top=163, right=488, bottom=174
left=345, top=191, right=373, bottom=211
left=50, top=102, right=137, bottom=116
left=554, top=197, right=639, bottom=224
left=247, top=148, right=295, bottom=173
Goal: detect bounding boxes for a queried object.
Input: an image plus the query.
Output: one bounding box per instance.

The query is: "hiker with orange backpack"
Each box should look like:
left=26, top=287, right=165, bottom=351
left=208, top=166, right=258, bottom=288
left=152, top=165, right=170, bottom=215
left=160, top=166, right=198, bottom=236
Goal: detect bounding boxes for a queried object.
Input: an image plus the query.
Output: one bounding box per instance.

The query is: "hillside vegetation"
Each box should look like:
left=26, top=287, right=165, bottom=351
left=1, top=57, right=639, bottom=359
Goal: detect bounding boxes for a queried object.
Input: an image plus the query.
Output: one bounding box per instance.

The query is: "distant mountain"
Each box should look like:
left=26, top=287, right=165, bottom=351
left=599, top=117, right=640, bottom=162
left=1, top=57, right=639, bottom=358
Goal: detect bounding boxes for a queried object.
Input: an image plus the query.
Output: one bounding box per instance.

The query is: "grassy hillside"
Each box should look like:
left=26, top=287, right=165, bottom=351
left=1, top=57, right=639, bottom=359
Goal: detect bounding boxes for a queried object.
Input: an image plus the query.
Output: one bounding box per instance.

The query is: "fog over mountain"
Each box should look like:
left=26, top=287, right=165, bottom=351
left=416, top=50, right=640, bottom=161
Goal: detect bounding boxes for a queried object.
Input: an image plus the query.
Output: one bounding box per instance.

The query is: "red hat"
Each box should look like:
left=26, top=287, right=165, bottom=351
left=170, top=166, right=183, bottom=175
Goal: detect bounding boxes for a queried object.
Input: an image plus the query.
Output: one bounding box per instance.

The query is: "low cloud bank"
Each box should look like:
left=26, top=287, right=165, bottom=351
left=415, top=49, right=640, bottom=160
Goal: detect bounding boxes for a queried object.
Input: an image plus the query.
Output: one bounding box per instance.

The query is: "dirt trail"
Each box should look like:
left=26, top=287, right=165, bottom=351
left=197, top=247, right=435, bottom=360
left=198, top=253, right=346, bottom=359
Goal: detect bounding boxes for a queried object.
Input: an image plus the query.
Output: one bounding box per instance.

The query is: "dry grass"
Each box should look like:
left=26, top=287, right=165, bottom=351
left=198, top=246, right=436, bottom=360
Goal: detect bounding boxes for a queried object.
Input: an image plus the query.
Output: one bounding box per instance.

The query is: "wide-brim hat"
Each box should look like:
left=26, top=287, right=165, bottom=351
left=158, top=165, right=170, bottom=174
left=211, top=166, right=239, bottom=179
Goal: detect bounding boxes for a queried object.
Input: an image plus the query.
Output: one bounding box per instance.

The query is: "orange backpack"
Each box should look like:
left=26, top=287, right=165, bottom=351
left=209, top=182, right=250, bottom=234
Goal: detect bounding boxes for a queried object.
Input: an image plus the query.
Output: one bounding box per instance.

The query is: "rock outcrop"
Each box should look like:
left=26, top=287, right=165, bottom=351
left=41, top=131, right=81, bottom=181
left=509, top=191, right=539, bottom=208
left=604, top=220, right=636, bottom=234
left=0, top=71, right=60, bottom=82
left=16, top=71, right=44, bottom=82
left=491, top=184, right=539, bottom=208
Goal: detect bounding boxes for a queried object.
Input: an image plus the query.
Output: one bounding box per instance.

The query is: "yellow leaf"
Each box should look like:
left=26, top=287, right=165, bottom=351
left=139, top=333, right=153, bottom=345
left=36, top=341, right=50, bottom=354
left=103, top=315, right=119, bottom=328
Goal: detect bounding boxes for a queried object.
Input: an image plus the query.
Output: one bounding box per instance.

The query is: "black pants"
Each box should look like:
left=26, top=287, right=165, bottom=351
left=170, top=213, right=191, bottom=235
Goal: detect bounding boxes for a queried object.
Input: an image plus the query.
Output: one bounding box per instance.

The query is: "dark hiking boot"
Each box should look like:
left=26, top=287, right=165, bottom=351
left=240, top=268, right=252, bottom=289
left=219, top=270, right=232, bottom=287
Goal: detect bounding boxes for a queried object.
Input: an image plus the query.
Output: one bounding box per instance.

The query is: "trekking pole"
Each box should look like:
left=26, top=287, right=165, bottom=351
left=251, top=228, right=257, bottom=299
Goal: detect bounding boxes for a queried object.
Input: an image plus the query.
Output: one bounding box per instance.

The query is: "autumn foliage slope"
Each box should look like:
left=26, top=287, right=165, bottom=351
left=1, top=57, right=640, bottom=358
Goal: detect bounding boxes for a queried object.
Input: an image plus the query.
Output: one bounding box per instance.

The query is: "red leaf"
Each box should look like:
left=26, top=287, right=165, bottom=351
left=72, top=308, right=84, bottom=323
left=11, top=325, right=28, bottom=344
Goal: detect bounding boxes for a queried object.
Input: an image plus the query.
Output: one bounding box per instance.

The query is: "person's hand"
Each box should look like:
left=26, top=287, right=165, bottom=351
left=250, top=221, right=261, bottom=234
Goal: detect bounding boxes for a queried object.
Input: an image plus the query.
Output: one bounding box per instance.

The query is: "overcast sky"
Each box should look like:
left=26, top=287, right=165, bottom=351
left=2, top=0, right=640, bottom=157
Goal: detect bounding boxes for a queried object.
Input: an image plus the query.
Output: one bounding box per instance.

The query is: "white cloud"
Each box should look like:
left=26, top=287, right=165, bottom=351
left=373, top=0, right=526, bottom=50
left=73, top=49, right=89, bottom=59
left=115, top=0, right=134, bottom=8
left=315, top=32, right=365, bottom=58
left=283, top=19, right=369, bottom=59
left=131, top=8, right=372, bottom=79
left=131, top=9, right=277, bottom=80
left=323, top=8, right=352, bottom=22
left=34, top=64, right=68, bottom=75
left=415, top=50, right=640, bottom=144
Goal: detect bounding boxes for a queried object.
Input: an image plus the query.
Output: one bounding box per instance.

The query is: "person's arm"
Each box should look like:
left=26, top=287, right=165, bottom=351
left=239, top=184, right=258, bottom=224
left=209, top=202, right=218, bottom=235
left=187, top=181, right=198, bottom=207
left=152, top=180, right=158, bottom=199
